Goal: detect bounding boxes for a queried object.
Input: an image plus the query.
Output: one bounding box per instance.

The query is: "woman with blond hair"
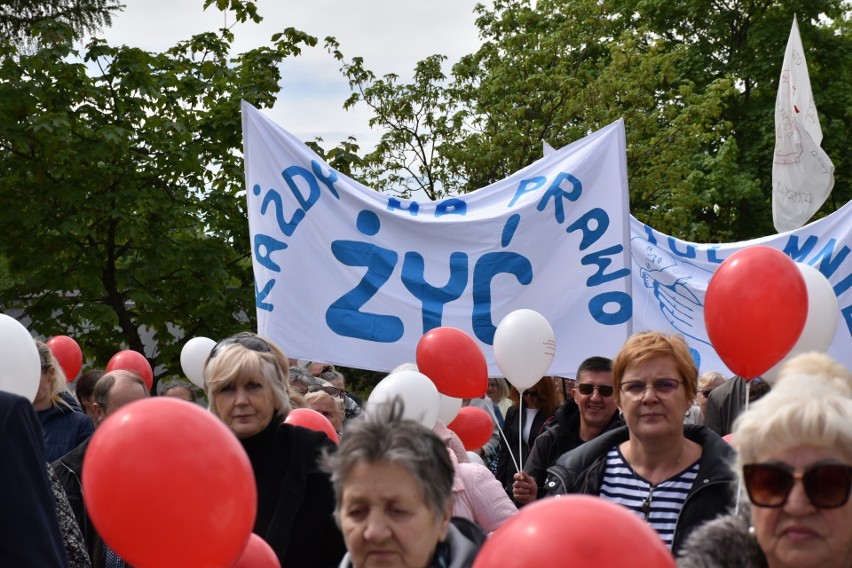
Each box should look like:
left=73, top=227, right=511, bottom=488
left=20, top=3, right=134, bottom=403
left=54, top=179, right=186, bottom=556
left=33, top=341, right=94, bottom=462
left=203, top=333, right=345, bottom=567
left=678, top=352, right=852, bottom=568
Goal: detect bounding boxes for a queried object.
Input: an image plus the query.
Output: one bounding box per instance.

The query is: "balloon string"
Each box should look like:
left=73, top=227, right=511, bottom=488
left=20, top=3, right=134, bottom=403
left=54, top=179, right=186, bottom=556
left=734, top=379, right=751, bottom=516
left=484, top=395, right=519, bottom=474
left=518, top=390, right=525, bottom=473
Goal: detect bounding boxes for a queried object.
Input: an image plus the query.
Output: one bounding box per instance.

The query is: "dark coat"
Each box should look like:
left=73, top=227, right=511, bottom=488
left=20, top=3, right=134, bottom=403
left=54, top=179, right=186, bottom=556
left=495, top=404, right=552, bottom=495
left=676, top=505, right=768, bottom=568
left=52, top=438, right=106, bottom=568
left=0, top=391, right=69, bottom=567
left=544, top=424, right=737, bottom=555
left=38, top=402, right=94, bottom=463
left=242, top=418, right=346, bottom=568
left=523, top=399, right=623, bottom=498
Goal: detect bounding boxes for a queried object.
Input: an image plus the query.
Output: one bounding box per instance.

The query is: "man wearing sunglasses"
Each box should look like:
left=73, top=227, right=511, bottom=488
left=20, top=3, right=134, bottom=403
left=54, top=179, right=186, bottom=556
left=513, top=356, right=622, bottom=505
left=678, top=353, right=852, bottom=568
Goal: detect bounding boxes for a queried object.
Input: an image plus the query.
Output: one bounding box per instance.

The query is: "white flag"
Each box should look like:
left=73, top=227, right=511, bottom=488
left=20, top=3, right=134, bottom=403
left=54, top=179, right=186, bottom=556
left=772, top=16, right=834, bottom=233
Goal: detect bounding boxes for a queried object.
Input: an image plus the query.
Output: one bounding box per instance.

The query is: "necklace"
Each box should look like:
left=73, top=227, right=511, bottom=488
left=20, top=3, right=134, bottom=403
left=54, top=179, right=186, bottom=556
left=621, top=442, right=684, bottom=521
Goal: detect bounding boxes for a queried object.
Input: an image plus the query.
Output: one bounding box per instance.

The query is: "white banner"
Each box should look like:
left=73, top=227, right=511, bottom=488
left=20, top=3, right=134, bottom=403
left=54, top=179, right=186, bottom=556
left=632, top=201, right=852, bottom=375
left=243, top=101, right=851, bottom=379
left=242, top=101, right=633, bottom=376
left=772, top=16, right=834, bottom=233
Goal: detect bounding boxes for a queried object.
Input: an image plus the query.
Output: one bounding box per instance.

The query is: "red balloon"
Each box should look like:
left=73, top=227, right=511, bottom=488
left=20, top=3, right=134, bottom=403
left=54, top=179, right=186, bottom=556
left=473, top=496, right=675, bottom=568
left=447, top=406, right=494, bottom=451
left=82, top=398, right=256, bottom=568
left=47, top=335, right=83, bottom=382
left=416, top=327, right=488, bottom=398
left=106, top=350, right=154, bottom=390
left=231, top=534, right=281, bottom=568
left=285, top=408, right=339, bottom=444
left=705, top=246, right=807, bottom=379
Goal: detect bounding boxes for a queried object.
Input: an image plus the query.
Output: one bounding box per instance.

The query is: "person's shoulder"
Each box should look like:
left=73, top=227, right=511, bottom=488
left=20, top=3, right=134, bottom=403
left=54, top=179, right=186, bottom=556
left=677, top=508, right=765, bottom=568
left=554, top=425, right=627, bottom=469
left=279, top=422, right=335, bottom=454
left=0, top=391, right=38, bottom=433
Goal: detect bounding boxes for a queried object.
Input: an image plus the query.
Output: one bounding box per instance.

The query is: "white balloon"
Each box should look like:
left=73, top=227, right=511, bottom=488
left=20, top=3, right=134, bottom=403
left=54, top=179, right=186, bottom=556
left=0, top=314, right=40, bottom=401
left=763, top=264, right=840, bottom=385
left=366, top=370, right=440, bottom=429
left=467, top=451, right=485, bottom=466
left=493, top=309, right=556, bottom=391
left=437, top=394, right=463, bottom=425
left=180, top=337, right=216, bottom=389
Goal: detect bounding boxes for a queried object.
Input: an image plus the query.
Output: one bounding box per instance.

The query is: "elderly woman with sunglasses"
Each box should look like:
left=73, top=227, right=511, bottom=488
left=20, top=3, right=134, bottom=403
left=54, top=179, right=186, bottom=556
left=203, top=333, right=346, bottom=567
left=678, top=353, right=852, bottom=568
left=544, top=331, right=737, bottom=555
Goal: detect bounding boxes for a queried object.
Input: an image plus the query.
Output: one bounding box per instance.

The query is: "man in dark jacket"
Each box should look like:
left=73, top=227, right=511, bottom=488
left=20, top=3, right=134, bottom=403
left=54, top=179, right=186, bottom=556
left=52, top=370, right=149, bottom=568
left=512, top=356, right=622, bottom=504
left=0, top=390, right=69, bottom=567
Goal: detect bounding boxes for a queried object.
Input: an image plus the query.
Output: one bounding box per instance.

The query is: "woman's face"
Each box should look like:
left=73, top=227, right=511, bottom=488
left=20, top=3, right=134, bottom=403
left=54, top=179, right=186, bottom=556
left=697, top=377, right=724, bottom=417
left=308, top=395, right=342, bottom=432
left=340, top=460, right=451, bottom=568
left=486, top=379, right=500, bottom=403
left=751, top=445, right=852, bottom=568
left=618, top=356, right=690, bottom=441
left=211, top=372, right=276, bottom=439
left=33, top=366, right=55, bottom=411
left=521, top=386, right=541, bottom=409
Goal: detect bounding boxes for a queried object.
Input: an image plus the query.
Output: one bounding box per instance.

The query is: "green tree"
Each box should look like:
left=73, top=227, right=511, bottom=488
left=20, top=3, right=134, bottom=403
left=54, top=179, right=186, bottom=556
left=0, top=4, right=316, bottom=387
left=338, top=0, right=851, bottom=242
left=0, top=0, right=123, bottom=49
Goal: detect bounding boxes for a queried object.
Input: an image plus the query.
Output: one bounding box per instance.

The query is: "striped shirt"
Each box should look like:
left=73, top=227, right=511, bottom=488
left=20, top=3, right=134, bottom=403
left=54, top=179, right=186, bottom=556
left=599, top=447, right=699, bottom=549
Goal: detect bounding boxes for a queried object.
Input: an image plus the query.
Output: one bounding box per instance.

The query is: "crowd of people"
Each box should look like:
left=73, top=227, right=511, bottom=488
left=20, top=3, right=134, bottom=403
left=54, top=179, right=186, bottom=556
left=3, top=330, right=850, bottom=568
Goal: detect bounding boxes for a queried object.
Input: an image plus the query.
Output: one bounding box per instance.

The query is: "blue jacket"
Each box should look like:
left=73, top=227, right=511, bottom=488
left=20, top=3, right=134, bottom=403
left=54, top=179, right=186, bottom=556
left=38, top=402, right=94, bottom=463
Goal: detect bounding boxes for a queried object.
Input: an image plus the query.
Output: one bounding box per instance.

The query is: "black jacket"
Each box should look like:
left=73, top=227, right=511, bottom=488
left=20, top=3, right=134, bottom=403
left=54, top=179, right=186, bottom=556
left=1, top=391, right=69, bottom=567
left=544, top=424, right=736, bottom=555
left=524, top=400, right=623, bottom=498
left=495, top=404, right=552, bottom=495
left=242, top=418, right=346, bottom=568
left=52, top=438, right=105, bottom=568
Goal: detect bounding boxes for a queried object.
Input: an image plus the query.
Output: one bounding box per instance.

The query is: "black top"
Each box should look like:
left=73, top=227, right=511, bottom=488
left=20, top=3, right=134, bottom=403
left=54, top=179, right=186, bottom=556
left=240, top=416, right=346, bottom=568
left=0, top=391, right=69, bottom=567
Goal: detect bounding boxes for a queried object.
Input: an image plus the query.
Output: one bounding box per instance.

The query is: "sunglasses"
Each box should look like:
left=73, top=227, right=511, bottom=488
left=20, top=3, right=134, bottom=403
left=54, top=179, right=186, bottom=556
left=700, top=389, right=714, bottom=398
left=522, top=391, right=540, bottom=399
left=308, top=384, right=343, bottom=399
left=743, top=462, right=852, bottom=509
left=620, top=379, right=681, bottom=398
left=210, top=335, right=271, bottom=359
left=576, top=384, right=614, bottom=397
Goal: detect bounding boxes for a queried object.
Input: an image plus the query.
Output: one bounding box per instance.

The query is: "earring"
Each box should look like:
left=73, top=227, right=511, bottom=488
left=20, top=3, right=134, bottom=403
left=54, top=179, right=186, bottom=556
left=748, top=525, right=756, bottom=537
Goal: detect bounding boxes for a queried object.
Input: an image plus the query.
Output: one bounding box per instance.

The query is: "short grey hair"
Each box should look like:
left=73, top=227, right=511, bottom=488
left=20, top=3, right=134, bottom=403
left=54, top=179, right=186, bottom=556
left=322, top=399, right=453, bottom=522
left=734, top=353, right=852, bottom=476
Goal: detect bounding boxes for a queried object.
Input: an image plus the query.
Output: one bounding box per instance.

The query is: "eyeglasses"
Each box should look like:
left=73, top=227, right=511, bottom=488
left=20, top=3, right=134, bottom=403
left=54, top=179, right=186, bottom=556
left=620, top=379, right=681, bottom=398
left=743, top=462, right=852, bottom=509
left=209, top=335, right=271, bottom=359
left=308, top=384, right=344, bottom=399
left=576, top=384, right=614, bottom=397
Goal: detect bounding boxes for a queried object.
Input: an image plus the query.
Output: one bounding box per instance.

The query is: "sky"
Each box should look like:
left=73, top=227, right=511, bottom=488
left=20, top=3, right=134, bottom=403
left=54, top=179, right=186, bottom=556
left=97, top=0, right=487, bottom=152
